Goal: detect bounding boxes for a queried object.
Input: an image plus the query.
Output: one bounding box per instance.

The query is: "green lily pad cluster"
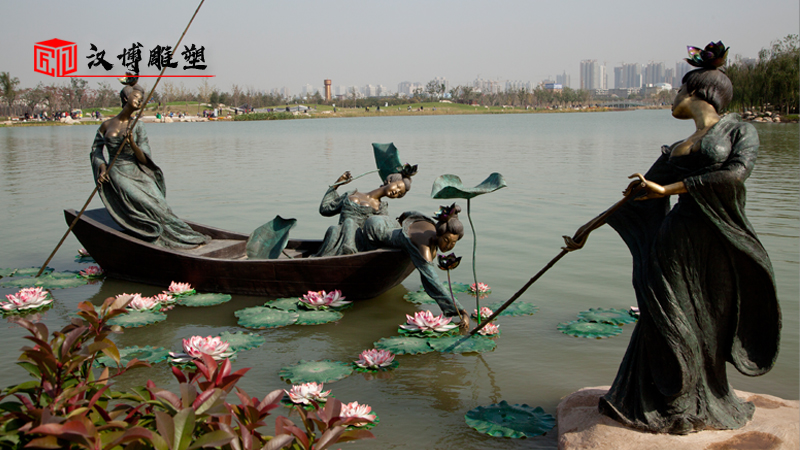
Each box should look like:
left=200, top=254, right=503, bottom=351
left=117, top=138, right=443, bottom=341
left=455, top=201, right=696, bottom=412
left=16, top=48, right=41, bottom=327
left=235, top=295, right=352, bottom=329
left=235, top=306, right=299, bottom=329
left=558, top=307, right=638, bottom=339
left=374, top=335, right=496, bottom=355
left=465, top=401, right=555, bottom=438
left=95, top=345, right=170, bottom=367
left=0, top=268, right=87, bottom=289
left=107, top=310, right=168, bottom=328
left=177, top=292, right=232, bottom=307
left=279, top=360, right=354, bottom=384
left=484, top=301, right=540, bottom=317
left=217, top=331, right=266, bottom=352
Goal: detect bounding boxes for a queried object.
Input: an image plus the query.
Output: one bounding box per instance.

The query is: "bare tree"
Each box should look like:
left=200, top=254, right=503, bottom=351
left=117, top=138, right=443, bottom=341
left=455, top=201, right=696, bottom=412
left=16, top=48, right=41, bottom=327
left=0, top=72, right=20, bottom=117
left=197, top=78, right=214, bottom=105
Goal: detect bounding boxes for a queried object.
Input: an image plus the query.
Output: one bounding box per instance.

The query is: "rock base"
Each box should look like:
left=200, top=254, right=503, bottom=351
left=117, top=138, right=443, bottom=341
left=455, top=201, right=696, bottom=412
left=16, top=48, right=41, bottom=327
left=557, top=386, right=799, bottom=450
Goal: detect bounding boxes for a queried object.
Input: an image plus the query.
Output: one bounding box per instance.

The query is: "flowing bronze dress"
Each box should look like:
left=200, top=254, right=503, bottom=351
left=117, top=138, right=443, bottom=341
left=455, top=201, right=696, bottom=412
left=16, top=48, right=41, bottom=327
left=90, top=122, right=209, bottom=249
left=601, top=114, right=781, bottom=433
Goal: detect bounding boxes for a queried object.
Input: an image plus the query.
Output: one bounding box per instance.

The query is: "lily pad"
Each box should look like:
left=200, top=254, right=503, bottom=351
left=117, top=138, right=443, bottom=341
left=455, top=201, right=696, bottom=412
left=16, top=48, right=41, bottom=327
left=465, top=401, right=555, bottom=438
left=218, top=331, right=265, bottom=352
left=178, top=293, right=232, bottom=307
left=295, top=310, right=343, bottom=325
left=265, top=298, right=301, bottom=311
left=398, top=327, right=459, bottom=339
left=577, top=308, right=638, bottom=325
left=353, top=360, right=399, bottom=373
left=428, top=335, right=497, bottom=354
left=1, top=274, right=87, bottom=289
left=75, top=255, right=96, bottom=264
left=107, top=310, right=167, bottom=328
left=346, top=412, right=380, bottom=431
left=485, top=302, right=540, bottom=317
left=279, top=360, right=354, bottom=384
left=2, top=302, right=54, bottom=316
left=431, top=173, right=507, bottom=200
left=402, top=290, right=436, bottom=305
left=9, top=267, right=53, bottom=277
left=427, top=281, right=471, bottom=294
left=373, top=336, right=434, bottom=355
left=235, top=306, right=298, bottom=329
left=95, top=345, right=170, bottom=367
left=557, top=321, right=622, bottom=339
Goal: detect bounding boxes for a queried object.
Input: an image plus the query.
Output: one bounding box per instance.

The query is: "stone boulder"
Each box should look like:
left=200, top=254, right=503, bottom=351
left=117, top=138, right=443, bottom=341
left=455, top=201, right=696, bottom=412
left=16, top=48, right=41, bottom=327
left=557, top=386, right=798, bottom=450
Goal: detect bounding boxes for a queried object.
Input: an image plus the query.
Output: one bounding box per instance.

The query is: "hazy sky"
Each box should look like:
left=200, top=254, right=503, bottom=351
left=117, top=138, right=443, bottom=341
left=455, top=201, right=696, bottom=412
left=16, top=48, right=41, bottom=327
left=3, top=0, right=798, bottom=93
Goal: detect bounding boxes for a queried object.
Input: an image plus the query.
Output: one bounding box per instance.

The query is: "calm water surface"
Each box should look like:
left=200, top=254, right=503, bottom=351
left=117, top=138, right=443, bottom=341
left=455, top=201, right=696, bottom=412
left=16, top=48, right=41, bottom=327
left=1, top=111, right=797, bottom=449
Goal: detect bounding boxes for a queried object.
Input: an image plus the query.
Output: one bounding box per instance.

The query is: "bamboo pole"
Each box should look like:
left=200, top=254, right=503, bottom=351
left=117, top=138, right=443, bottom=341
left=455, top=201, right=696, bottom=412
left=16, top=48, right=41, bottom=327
left=36, top=0, right=206, bottom=277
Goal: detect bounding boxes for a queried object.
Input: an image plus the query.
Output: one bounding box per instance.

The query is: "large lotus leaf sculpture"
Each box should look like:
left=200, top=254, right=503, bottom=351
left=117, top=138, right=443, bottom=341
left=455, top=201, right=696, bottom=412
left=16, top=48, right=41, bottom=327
left=218, top=331, right=266, bottom=352
left=465, top=401, right=555, bottom=438
left=279, top=360, right=354, bottom=384
left=294, top=310, right=343, bottom=325
left=428, top=335, right=497, bottom=354
left=402, top=290, right=436, bottom=305
left=265, top=298, right=301, bottom=311
left=431, top=173, right=507, bottom=200
left=373, top=336, right=434, bottom=355
left=107, top=310, right=167, bottom=328
left=398, top=326, right=459, bottom=339
left=178, top=293, right=232, bottom=307
left=577, top=307, right=638, bottom=325
left=372, top=142, right=402, bottom=182
left=2, top=267, right=54, bottom=277
left=1, top=272, right=87, bottom=289
left=235, top=306, right=298, bottom=329
left=246, top=215, right=297, bottom=260
left=557, top=321, right=622, bottom=339
left=485, top=302, right=540, bottom=317
left=95, top=345, right=170, bottom=367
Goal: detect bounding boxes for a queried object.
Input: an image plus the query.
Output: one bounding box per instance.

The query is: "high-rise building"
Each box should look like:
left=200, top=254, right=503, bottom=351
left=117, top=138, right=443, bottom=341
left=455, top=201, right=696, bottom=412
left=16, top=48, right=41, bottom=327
left=621, top=63, right=642, bottom=89
left=580, top=60, right=601, bottom=90
left=644, top=62, right=665, bottom=86
left=556, top=71, right=570, bottom=89
left=675, top=60, right=692, bottom=83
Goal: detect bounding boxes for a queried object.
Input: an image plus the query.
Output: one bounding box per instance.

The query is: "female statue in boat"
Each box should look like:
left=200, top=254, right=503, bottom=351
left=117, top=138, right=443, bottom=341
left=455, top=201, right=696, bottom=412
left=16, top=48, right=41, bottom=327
left=571, top=42, right=780, bottom=434
left=314, top=165, right=415, bottom=257
left=91, top=78, right=210, bottom=249
left=364, top=203, right=470, bottom=326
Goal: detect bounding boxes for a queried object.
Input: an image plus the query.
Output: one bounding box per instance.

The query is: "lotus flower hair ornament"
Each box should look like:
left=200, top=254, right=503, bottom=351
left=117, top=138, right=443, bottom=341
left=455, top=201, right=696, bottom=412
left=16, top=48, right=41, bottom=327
left=685, top=41, right=729, bottom=69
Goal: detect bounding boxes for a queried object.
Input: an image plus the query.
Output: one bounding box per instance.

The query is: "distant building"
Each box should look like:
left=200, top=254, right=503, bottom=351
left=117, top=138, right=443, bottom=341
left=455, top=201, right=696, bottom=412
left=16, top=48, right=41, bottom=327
left=556, top=71, right=570, bottom=89
left=544, top=83, right=563, bottom=93
left=506, top=80, right=532, bottom=92
left=644, top=62, right=665, bottom=86
left=675, top=60, right=692, bottom=83
left=397, top=81, right=423, bottom=97
left=580, top=60, right=601, bottom=90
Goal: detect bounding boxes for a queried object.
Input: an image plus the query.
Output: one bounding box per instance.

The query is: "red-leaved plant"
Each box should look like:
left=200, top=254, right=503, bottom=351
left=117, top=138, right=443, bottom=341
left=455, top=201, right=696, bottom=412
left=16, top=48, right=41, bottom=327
left=0, top=296, right=375, bottom=450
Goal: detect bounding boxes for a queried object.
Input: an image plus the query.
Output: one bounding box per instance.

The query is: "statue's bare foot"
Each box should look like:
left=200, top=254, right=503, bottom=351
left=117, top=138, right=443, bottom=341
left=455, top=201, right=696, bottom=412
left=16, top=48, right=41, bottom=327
left=457, top=310, right=470, bottom=333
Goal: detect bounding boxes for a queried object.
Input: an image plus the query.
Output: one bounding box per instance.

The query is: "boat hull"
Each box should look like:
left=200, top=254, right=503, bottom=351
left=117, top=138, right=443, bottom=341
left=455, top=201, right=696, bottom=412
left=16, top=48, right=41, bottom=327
left=65, top=208, right=414, bottom=299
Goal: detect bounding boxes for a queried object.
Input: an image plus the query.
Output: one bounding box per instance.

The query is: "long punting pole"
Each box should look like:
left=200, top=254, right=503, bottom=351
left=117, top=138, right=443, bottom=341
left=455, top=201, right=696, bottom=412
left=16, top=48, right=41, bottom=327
left=469, top=183, right=644, bottom=336
left=36, top=0, right=206, bottom=277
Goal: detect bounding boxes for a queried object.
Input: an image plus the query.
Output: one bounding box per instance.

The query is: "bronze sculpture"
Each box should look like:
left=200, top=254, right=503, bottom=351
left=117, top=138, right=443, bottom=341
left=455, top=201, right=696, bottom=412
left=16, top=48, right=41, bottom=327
left=363, top=203, right=470, bottom=326
left=577, top=42, right=781, bottom=434
left=91, top=79, right=209, bottom=249
left=314, top=170, right=413, bottom=256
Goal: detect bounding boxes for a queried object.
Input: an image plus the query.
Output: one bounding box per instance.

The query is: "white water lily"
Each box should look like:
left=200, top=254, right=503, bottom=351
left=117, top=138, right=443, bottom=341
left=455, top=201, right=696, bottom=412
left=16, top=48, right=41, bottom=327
left=355, top=349, right=395, bottom=369
left=127, top=294, right=159, bottom=311
left=340, top=401, right=376, bottom=426
left=1, top=287, right=53, bottom=312
left=167, top=281, right=194, bottom=296
left=170, top=336, right=235, bottom=363
left=285, top=382, right=331, bottom=405
left=79, top=265, right=104, bottom=278
left=399, top=310, right=457, bottom=333
left=299, top=289, right=350, bottom=309
left=473, top=306, right=494, bottom=320
left=477, top=322, right=500, bottom=336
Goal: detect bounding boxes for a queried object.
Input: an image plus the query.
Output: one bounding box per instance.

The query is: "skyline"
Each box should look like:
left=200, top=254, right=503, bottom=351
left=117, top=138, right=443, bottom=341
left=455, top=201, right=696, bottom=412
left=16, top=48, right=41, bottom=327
left=2, top=0, right=798, bottom=94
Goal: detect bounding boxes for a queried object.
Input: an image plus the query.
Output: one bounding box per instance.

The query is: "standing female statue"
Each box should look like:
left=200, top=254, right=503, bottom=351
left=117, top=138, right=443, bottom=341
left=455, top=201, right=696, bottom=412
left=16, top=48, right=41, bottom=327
left=580, top=42, right=781, bottom=434
left=314, top=168, right=414, bottom=257
left=363, top=203, right=469, bottom=325
left=91, top=78, right=210, bottom=249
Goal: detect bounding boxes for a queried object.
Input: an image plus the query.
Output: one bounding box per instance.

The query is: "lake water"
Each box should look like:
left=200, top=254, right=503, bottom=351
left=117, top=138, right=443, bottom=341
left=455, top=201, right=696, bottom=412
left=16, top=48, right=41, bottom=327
left=0, top=111, right=797, bottom=449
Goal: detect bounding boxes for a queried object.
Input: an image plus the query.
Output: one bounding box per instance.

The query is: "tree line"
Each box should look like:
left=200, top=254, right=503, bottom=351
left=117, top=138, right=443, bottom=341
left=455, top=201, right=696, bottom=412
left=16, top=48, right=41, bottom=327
left=726, top=34, right=799, bottom=115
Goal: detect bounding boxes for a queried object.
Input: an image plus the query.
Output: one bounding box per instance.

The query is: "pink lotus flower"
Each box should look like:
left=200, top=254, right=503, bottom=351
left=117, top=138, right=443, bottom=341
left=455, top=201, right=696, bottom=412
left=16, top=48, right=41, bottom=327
left=127, top=294, right=159, bottom=311
left=355, top=349, right=395, bottom=370
left=152, top=293, right=176, bottom=311
left=2, top=287, right=53, bottom=312
left=77, top=248, right=90, bottom=257
left=285, top=382, right=331, bottom=405
left=167, top=281, right=194, bottom=296
left=473, top=306, right=494, bottom=320
left=340, top=401, right=376, bottom=427
left=469, top=283, right=492, bottom=295
left=300, top=289, right=350, bottom=309
left=400, top=310, right=457, bottom=333
left=79, top=266, right=104, bottom=278
left=181, top=335, right=234, bottom=361
left=477, top=322, right=500, bottom=336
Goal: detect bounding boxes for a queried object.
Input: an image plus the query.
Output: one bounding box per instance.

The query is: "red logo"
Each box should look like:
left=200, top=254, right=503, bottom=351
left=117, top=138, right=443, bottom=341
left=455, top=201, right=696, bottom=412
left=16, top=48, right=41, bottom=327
left=34, top=39, right=78, bottom=77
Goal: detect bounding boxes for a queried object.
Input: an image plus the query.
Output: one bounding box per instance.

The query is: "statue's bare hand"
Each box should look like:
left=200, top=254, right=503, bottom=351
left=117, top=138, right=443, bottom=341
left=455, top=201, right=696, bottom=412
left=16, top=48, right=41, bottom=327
left=457, top=309, right=470, bottom=333
left=628, top=173, right=666, bottom=200
left=336, top=171, right=353, bottom=185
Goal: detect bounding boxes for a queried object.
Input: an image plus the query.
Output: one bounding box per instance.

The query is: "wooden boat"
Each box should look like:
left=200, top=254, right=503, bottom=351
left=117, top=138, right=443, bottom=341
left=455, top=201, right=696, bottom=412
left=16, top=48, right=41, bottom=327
left=65, top=208, right=415, bottom=299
